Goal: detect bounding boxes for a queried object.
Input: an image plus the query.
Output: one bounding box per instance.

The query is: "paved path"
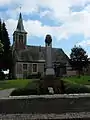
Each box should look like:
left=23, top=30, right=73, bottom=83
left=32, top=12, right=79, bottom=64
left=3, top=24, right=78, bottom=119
left=0, top=88, right=15, bottom=98
left=85, top=85, right=90, bottom=88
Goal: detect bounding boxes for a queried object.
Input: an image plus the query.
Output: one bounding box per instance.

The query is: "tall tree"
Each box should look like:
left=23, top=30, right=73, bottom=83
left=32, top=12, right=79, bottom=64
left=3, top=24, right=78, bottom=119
left=0, top=20, right=3, bottom=70
left=0, top=19, right=2, bottom=42
left=1, top=21, right=13, bottom=78
left=70, top=45, right=88, bottom=77
left=0, top=40, right=3, bottom=54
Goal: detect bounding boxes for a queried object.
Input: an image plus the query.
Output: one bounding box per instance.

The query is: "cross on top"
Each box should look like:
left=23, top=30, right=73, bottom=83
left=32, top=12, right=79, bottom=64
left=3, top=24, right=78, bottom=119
left=19, top=5, right=22, bottom=12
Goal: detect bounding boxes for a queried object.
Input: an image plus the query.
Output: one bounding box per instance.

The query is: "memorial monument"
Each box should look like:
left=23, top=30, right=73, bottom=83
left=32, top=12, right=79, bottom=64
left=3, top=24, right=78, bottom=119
left=45, top=34, right=55, bottom=76
left=39, top=34, right=65, bottom=94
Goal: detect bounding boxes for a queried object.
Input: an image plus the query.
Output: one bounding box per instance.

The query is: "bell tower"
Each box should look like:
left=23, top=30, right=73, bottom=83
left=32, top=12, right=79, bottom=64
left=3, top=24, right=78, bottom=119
left=13, top=12, right=27, bottom=50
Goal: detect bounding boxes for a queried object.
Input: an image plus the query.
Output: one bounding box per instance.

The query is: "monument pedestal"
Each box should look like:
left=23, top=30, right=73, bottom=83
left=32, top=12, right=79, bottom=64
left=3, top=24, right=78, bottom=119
left=39, top=76, right=65, bottom=94
left=46, top=68, right=55, bottom=76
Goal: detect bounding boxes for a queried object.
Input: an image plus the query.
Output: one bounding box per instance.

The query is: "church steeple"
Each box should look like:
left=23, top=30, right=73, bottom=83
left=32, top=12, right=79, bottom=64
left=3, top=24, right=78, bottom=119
left=13, top=12, right=27, bottom=50
left=16, top=12, right=26, bottom=33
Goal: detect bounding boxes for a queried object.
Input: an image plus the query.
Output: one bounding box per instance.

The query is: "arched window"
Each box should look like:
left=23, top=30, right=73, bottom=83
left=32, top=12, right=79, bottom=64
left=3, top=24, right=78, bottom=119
left=19, top=35, right=23, bottom=43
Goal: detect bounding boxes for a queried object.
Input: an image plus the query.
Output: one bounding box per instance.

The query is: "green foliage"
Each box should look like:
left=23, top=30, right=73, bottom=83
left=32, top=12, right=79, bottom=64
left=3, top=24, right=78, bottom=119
left=10, top=78, right=90, bottom=96
left=10, top=87, right=50, bottom=96
left=0, top=71, right=5, bottom=80
left=70, top=46, right=88, bottom=76
left=65, top=84, right=90, bottom=94
left=0, top=20, right=12, bottom=75
left=10, top=88, right=38, bottom=96
left=63, top=75, right=90, bottom=85
left=0, top=79, right=32, bottom=89
left=0, top=40, right=3, bottom=54
left=10, top=79, right=49, bottom=96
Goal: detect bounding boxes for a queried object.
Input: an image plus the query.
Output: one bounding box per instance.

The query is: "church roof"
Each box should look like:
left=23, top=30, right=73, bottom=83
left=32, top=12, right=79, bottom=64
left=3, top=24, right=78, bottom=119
left=14, top=45, right=69, bottom=64
left=15, top=12, right=27, bottom=33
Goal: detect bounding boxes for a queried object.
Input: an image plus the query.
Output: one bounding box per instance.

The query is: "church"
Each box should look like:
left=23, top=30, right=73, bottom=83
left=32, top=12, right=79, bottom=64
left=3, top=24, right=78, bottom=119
left=12, top=12, right=69, bottom=79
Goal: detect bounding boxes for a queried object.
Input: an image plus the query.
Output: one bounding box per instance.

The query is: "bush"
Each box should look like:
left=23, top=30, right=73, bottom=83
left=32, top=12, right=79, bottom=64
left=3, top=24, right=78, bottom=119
left=10, top=87, right=50, bottom=96
left=65, top=84, right=90, bottom=94
left=0, top=71, right=5, bottom=80
left=10, top=88, right=38, bottom=96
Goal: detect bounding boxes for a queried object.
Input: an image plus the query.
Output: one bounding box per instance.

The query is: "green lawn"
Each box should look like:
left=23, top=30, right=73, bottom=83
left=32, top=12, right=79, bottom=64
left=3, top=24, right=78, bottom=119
left=63, top=75, right=90, bottom=85
left=0, top=79, right=36, bottom=90
left=0, top=76, right=90, bottom=90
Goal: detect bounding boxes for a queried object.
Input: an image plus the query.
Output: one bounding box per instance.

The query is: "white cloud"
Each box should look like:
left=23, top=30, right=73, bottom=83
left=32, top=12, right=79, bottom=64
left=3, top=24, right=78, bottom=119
left=40, top=10, right=52, bottom=18
left=1, top=0, right=90, bottom=42
left=77, top=39, right=90, bottom=47
left=0, top=0, right=12, bottom=6
left=69, top=0, right=90, bottom=6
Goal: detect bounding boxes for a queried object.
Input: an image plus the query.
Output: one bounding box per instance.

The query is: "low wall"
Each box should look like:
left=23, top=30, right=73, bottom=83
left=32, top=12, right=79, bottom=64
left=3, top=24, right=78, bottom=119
left=67, top=70, right=77, bottom=76
left=0, top=94, right=90, bottom=119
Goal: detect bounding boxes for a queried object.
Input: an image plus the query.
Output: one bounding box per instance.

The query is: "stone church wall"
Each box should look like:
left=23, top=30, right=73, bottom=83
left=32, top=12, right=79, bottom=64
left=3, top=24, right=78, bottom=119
left=15, top=62, right=45, bottom=79
left=38, top=63, right=44, bottom=74
left=15, top=62, right=23, bottom=79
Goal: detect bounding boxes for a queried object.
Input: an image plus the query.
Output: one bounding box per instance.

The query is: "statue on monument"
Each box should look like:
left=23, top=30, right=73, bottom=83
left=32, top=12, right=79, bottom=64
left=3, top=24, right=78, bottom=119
left=45, top=34, right=52, bottom=46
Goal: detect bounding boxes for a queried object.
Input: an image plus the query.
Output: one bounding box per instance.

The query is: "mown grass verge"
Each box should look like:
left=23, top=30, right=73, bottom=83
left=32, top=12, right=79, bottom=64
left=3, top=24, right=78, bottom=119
left=0, top=79, right=38, bottom=90
left=63, top=75, right=90, bottom=85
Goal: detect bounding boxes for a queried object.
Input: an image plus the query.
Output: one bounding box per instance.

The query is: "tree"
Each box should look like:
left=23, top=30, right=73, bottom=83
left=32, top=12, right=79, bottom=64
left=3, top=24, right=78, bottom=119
left=0, top=21, right=13, bottom=78
left=70, top=45, right=88, bottom=77
left=0, top=20, right=4, bottom=70
left=0, top=19, right=2, bottom=42
left=0, top=40, right=3, bottom=54
left=0, top=21, right=3, bottom=54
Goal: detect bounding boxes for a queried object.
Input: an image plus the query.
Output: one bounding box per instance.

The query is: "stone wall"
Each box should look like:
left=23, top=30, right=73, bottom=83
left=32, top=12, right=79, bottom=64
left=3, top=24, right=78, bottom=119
left=0, top=94, right=90, bottom=114
left=38, top=62, right=44, bottom=74
left=67, top=70, right=77, bottom=76
left=15, top=62, right=45, bottom=79
left=0, top=94, right=90, bottom=119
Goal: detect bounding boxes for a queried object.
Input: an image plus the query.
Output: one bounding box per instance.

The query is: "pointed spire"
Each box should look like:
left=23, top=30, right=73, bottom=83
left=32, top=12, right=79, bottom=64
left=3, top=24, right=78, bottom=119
left=16, top=12, right=26, bottom=32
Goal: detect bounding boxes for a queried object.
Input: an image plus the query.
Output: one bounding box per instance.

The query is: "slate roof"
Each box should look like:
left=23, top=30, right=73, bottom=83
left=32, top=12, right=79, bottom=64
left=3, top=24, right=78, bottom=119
left=14, top=45, right=69, bottom=64
left=15, top=13, right=27, bottom=33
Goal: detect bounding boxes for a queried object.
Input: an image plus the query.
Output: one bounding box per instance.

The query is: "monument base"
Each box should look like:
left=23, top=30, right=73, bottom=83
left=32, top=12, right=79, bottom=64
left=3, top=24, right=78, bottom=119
left=46, top=68, right=55, bottom=76
left=39, top=74, right=65, bottom=94
left=39, top=78, right=65, bottom=94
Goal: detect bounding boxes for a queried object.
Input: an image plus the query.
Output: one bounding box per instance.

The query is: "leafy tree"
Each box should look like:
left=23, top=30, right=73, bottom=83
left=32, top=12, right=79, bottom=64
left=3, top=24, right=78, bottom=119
left=70, top=45, right=88, bottom=77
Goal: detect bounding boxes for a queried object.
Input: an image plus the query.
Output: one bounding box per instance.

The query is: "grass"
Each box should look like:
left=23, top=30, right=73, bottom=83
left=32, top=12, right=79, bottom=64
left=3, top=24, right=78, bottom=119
left=63, top=75, right=90, bottom=85
left=0, top=79, right=36, bottom=90
left=0, top=75, right=90, bottom=91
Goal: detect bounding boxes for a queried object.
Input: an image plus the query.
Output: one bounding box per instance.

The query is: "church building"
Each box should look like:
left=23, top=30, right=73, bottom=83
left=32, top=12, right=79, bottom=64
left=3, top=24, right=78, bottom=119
left=12, top=13, right=69, bottom=79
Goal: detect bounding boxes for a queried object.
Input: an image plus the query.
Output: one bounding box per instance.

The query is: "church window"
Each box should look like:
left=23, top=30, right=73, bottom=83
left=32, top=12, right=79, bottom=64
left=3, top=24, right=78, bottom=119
left=23, top=64, right=27, bottom=70
left=32, top=64, right=37, bottom=73
left=19, top=35, right=23, bottom=42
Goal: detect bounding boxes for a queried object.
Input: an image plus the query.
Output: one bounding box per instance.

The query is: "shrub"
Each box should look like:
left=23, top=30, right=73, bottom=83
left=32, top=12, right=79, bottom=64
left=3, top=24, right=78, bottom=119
left=10, top=88, right=38, bottom=96
left=0, top=71, right=5, bottom=80
left=65, top=84, right=90, bottom=94
left=10, top=87, right=50, bottom=96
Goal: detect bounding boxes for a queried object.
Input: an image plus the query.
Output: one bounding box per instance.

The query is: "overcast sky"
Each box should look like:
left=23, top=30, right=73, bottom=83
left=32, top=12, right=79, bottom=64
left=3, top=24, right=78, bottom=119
left=1, top=0, right=90, bottom=57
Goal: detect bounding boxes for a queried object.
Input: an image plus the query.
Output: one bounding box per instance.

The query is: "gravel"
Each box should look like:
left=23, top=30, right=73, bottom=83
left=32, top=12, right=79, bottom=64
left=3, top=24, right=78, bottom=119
left=6, top=93, right=90, bottom=100
left=0, top=112, right=90, bottom=119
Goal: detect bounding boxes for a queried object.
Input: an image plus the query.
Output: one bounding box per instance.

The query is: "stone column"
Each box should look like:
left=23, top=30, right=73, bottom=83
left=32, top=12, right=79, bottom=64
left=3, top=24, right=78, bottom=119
left=45, top=34, right=55, bottom=76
